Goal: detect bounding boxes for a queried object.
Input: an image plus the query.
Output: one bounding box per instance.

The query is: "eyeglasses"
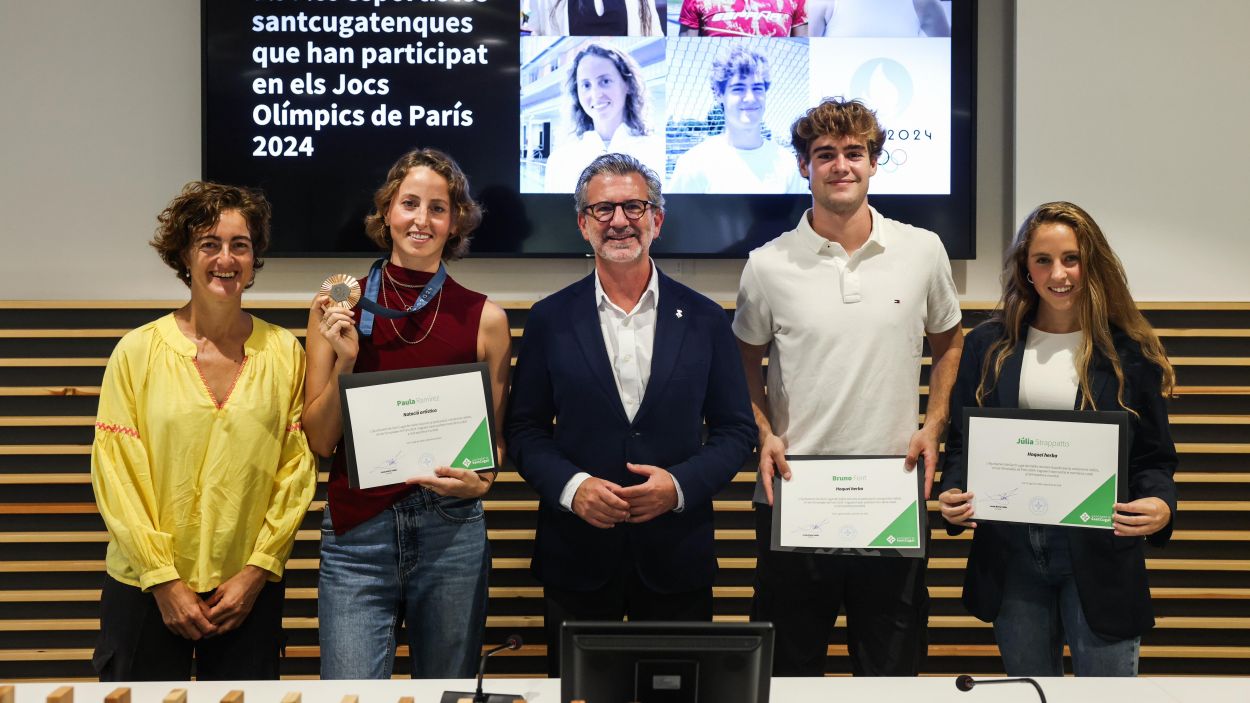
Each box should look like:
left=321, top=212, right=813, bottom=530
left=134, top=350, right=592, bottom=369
left=582, top=199, right=654, bottom=222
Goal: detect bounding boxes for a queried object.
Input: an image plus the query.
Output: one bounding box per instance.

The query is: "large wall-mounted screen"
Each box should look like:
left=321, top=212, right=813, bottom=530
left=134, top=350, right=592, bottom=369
left=203, top=0, right=975, bottom=257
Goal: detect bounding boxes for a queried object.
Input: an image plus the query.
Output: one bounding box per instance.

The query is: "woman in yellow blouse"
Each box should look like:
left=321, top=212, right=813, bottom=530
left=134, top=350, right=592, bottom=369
left=90, top=182, right=317, bottom=680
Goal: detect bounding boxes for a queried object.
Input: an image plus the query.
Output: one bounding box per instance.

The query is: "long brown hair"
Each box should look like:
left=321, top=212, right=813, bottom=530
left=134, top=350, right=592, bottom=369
left=976, top=201, right=1175, bottom=414
left=565, top=42, right=651, bottom=138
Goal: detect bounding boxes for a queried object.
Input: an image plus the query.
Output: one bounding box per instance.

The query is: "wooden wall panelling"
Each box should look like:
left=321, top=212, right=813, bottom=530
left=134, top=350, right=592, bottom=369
left=0, top=302, right=1246, bottom=679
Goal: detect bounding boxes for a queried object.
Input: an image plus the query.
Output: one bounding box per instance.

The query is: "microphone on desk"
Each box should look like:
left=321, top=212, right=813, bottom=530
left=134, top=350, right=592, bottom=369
left=955, top=675, right=1047, bottom=703
left=440, top=634, right=525, bottom=703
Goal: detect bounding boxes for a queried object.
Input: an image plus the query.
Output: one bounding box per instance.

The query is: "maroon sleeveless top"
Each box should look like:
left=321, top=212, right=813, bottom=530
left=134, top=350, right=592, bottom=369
left=327, top=262, right=487, bottom=533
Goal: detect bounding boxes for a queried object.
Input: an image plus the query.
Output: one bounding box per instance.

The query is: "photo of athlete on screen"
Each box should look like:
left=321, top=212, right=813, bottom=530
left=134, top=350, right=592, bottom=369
left=523, top=0, right=665, bottom=36
left=668, top=43, right=807, bottom=194
left=678, top=0, right=808, bottom=37
left=808, top=0, right=950, bottom=37
left=520, top=38, right=666, bottom=193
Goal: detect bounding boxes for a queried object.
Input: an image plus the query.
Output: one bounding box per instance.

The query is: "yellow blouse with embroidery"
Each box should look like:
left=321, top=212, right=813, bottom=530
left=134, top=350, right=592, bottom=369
left=91, top=313, right=317, bottom=592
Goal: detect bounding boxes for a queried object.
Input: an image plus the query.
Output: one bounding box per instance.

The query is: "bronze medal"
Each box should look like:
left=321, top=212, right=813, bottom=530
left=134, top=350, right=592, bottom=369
left=319, top=274, right=361, bottom=309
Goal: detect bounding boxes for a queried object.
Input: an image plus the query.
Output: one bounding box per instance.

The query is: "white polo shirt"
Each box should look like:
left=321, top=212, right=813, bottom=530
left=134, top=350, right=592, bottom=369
left=733, top=206, right=962, bottom=502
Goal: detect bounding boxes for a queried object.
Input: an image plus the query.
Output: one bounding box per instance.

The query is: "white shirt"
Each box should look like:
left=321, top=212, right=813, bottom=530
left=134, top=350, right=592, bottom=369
left=595, top=260, right=660, bottom=421
left=543, top=125, right=666, bottom=193
left=558, top=261, right=686, bottom=510
left=816, top=0, right=922, bottom=37
left=668, top=134, right=808, bottom=195
left=1019, top=327, right=1081, bottom=411
left=733, top=206, right=963, bottom=502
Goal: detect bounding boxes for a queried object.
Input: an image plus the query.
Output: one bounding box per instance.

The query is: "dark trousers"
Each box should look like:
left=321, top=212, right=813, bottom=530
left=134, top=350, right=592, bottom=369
left=543, top=566, right=714, bottom=677
left=94, top=575, right=285, bottom=681
left=751, top=504, right=929, bottom=676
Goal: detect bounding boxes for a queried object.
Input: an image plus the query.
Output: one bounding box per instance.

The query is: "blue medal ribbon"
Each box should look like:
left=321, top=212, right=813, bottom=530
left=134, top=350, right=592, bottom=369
left=358, top=258, right=447, bottom=337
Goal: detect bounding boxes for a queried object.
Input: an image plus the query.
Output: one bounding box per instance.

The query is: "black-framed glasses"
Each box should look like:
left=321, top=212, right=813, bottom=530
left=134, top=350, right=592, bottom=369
left=583, top=199, right=654, bottom=222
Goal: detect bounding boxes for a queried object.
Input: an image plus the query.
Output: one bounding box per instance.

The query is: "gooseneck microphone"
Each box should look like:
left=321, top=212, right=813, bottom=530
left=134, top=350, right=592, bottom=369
left=439, top=634, right=524, bottom=703
left=474, top=634, right=523, bottom=702
left=955, top=675, right=1047, bottom=703
left=440, top=632, right=522, bottom=700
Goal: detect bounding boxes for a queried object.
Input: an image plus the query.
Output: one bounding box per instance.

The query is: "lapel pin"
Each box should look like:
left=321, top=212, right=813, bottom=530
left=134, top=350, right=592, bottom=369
left=676, top=309, right=683, bottom=319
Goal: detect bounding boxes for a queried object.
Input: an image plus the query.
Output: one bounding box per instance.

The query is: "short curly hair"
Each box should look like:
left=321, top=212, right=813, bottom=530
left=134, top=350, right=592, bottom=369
left=363, top=148, right=483, bottom=261
left=790, top=97, right=886, bottom=166
left=710, top=46, right=771, bottom=98
left=150, top=181, right=270, bottom=288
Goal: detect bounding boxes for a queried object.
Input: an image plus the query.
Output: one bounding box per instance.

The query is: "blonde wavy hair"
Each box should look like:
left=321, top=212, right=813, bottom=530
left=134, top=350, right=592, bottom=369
left=976, top=201, right=1175, bottom=415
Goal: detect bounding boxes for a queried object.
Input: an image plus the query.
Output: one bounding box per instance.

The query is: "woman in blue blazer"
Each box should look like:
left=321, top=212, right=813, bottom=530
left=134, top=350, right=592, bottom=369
left=938, top=201, right=1177, bottom=676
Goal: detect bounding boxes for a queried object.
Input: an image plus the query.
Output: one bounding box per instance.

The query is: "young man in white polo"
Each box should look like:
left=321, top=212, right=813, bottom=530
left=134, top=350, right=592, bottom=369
left=734, top=97, right=964, bottom=676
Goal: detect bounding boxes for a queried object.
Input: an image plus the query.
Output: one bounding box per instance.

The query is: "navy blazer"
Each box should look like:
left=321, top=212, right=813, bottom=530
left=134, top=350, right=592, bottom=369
left=938, top=321, right=1178, bottom=639
left=505, top=270, right=757, bottom=593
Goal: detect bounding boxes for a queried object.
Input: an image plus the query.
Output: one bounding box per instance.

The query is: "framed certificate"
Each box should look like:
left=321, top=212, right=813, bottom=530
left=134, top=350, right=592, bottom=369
left=772, top=456, right=926, bottom=559
left=964, top=408, right=1129, bottom=529
left=339, top=362, right=498, bottom=490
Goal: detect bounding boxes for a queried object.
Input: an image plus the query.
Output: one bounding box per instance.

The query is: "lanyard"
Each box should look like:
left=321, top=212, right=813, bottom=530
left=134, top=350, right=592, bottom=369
left=358, top=258, right=448, bottom=337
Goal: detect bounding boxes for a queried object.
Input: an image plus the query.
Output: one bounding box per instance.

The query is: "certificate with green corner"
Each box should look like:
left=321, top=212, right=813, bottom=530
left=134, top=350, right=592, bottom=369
left=772, top=456, right=926, bottom=559
left=964, top=408, right=1128, bottom=529
left=339, top=361, right=497, bottom=490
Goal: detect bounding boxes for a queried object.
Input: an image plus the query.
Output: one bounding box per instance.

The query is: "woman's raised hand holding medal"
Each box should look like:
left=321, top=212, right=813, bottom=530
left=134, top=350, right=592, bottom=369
left=317, top=274, right=361, bottom=365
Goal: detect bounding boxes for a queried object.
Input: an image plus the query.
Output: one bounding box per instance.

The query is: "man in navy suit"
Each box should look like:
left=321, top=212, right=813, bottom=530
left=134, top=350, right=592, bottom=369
left=505, top=153, right=757, bottom=676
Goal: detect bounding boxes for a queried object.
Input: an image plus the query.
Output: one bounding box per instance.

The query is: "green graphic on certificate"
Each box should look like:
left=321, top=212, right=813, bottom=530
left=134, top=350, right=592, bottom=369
left=1059, top=475, right=1116, bottom=527
left=868, top=501, right=921, bottom=547
left=450, top=418, right=494, bottom=471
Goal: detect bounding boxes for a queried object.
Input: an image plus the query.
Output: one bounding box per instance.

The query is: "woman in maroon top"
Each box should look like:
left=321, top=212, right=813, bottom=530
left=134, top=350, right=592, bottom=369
left=303, top=148, right=511, bottom=679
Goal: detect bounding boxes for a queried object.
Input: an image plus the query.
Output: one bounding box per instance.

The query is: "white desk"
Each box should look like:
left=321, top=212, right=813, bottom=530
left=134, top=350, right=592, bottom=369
left=4, top=677, right=1248, bottom=703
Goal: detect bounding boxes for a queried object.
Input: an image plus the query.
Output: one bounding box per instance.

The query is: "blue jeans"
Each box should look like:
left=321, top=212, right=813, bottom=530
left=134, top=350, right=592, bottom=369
left=993, top=526, right=1139, bottom=676
left=317, top=489, right=490, bottom=679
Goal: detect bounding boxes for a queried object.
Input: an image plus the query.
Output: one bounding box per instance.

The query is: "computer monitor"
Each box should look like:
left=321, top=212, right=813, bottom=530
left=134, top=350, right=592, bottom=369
left=561, top=621, right=774, bottom=703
